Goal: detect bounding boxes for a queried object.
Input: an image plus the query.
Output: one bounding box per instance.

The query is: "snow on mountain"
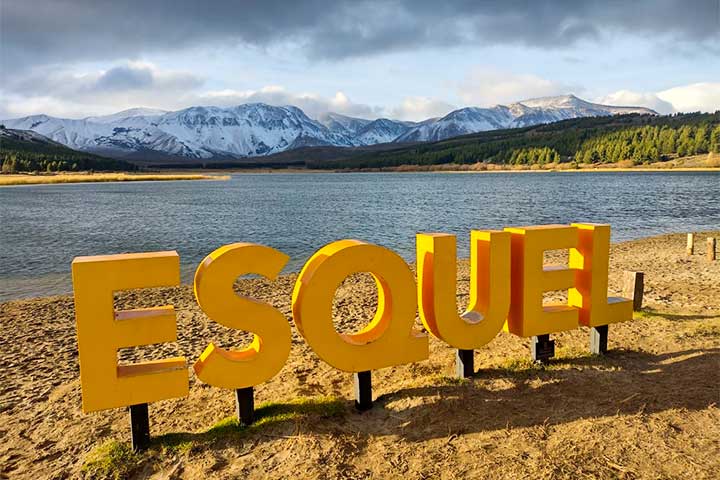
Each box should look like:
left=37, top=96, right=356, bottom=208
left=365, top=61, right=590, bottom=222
left=317, top=112, right=372, bottom=137
left=0, top=126, right=64, bottom=146
left=85, top=107, right=168, bottom=124
left=318, top=113, right=416, bottom=145
left=2, top=95, right=656, bottom=160
left=396, top=95, right=656, bottom=142
left=354, top=118, right=416, bottom=144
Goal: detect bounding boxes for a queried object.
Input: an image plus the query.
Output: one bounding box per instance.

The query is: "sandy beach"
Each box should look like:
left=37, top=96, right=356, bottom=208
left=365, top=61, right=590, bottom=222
left=1, top=231, right=718, bottom=479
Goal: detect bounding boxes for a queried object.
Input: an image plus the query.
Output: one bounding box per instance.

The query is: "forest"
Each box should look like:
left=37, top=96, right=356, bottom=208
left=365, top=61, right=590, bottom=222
left=0, top=127, right=135, bottom=173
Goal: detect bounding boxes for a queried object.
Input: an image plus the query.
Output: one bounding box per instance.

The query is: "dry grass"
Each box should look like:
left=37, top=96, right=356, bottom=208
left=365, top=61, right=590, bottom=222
left=348, top=155, right=720, bottom=173
left=0, top=172, right=229, bottom=186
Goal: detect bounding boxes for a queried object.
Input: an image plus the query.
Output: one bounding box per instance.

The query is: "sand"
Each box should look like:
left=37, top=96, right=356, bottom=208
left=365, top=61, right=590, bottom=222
left=1, top=231, right=718, bottom=479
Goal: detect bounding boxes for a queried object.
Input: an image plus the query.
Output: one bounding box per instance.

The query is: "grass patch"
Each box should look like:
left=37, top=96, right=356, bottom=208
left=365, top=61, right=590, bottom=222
left=677, top=320, right=720, bottom=340
left=501, top=356, right=540, bottom=372
left=81, top=440, right=143, bottom=480
left=155, top=396, right=346, bottom=451
left=83, top=397, right=346, bottom=479
left=208, top=395, right=347, bottom=436
left=554, top=346, right=593, bottom=361
left=499, top=346, right=601, bottom=373
left=431, top=374, right=470, bottom=386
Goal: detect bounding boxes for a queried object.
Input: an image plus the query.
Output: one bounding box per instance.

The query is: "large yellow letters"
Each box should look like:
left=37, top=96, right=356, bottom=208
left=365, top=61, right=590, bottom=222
left=292, top=240, right=428, bottom=372
left=193, top=243, right=291, bottom=389
left=72, top=223, right=635, bottom=413
left=416, top=231, right=510, bottom=349
left=72, top=251, right=188, bottom=413
left=504, top=225, right=580, bottom=337
left=569, top=223, right=633, bottom=326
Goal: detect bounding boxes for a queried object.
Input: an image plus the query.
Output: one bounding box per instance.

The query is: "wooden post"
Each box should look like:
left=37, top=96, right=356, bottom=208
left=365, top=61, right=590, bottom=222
left=456, top=349, right=474, bottom=378
left=622, top=271, right=644, bottom=311
left=686, top=233, right=694, bottom=256
left=235, top=387, right=254, bottom=426
left=129, top=403, right=150, bottom=452
left=708, top=237, right=717, bottom=261
left=531, top=334, right=555, bottom=363
left=590, top=325, right=608, bottom=355
left=353, top=371, right=372, bottom=411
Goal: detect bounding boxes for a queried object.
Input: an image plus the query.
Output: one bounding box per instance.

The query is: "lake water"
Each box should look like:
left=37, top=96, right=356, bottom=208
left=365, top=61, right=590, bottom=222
left=1, top=171, right=718, bottom=301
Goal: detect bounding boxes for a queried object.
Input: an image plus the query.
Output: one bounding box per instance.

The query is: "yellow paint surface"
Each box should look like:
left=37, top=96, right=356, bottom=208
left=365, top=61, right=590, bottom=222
left=193, top=243, right=291, bottom=389
left=504, top=225, right=580, bottom=337
left=71, top=251, right=188, bottom=413
left=292, top=240, right=428, bottom=372
left=569, top=223, right=633, bottom=326
left=417, top=231, right=511, bottom=349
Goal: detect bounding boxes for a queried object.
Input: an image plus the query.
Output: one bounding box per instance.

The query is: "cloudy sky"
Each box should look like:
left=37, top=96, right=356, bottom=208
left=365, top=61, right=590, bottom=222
left=1, top=0, right=719, bottom=120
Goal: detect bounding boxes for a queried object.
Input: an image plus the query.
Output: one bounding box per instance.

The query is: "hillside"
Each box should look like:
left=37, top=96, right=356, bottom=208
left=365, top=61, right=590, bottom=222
left=0, top=127, right=136, bottom=172
left=303, top=112, right=720, bottom=169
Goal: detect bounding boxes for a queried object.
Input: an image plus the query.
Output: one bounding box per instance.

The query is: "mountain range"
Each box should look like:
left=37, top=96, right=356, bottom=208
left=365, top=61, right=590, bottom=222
left=1, top=95, right=655, bottom=162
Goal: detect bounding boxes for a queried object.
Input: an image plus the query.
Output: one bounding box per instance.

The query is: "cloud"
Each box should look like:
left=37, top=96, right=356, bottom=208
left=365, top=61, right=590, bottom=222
left=2, top=0, right=717, bottom=72
left=197, top=87, right=383, bottom=119
left=0, top=62, right=388, bottom=120
left=6, top=61, right=202, bottom=98
left=457, top=68, right=580, bottom=106
left=0, top=62, right=205, bottom=118
left=94, top=65, right=154, bottom=91
left=600, top=83, right=720, bottom=114
left=657, top=83, right=720, bottom=113
left=389, top=97, right=456, bottom=121
left=596, top=90, right=675, bottom=114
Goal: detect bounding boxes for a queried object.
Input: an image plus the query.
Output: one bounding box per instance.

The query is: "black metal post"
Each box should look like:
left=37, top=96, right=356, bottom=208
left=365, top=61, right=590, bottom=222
left=354, top=371, right=373, bottom=411
left=129, top=403, right=150, bottom=451
left=235, top=387, right=254, bottom=426
left=456, top=349, right=474, bottom=378
left=531, top=334, right=555, bottom=363
left=590, top=325, right=609, bottom=355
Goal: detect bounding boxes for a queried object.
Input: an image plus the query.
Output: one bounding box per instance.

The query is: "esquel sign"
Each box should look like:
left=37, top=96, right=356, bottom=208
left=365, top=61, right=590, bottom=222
left=72, top=223, right=631, bottom=415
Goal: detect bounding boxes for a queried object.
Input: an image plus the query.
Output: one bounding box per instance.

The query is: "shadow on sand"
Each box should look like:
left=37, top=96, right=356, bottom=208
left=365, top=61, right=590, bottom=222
left=154, top=347, right=719, bottom=451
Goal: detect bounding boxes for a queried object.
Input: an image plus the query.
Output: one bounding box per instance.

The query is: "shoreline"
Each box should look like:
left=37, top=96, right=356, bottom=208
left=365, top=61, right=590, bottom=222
left=0, top=172, right=230, bottom=186
left=4, top=229, right=718, bottom=304
left=159, top=165, right=720, bottom=174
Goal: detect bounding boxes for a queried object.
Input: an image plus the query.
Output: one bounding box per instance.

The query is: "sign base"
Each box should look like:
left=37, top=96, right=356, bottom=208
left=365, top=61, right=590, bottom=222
left=456, top=349, right=474, bottom=378
left=590, top=325, right=609, bottom=355
left=235, top=387, right=254, bottom=426
left=531, top=334, right=555, bottom=363
left=129, top=403, right=150, bottom=452
left=354, top=371, right=372, bottom=411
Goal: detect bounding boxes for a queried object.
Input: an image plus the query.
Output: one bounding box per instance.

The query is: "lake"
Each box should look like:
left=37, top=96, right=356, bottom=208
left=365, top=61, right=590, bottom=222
left=1, top=171, right=718, bottom=301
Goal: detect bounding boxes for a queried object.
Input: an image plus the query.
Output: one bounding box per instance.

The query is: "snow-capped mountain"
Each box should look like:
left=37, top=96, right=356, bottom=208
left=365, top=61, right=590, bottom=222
left=2, top=95, right=655, bottom=161
left=396, top=95, right=656, bottom=142
left=318, top=113, right=416, bottom=144
left=317, top=112, right=372, bottom=137
left=3, top=104, right=354, bottom=159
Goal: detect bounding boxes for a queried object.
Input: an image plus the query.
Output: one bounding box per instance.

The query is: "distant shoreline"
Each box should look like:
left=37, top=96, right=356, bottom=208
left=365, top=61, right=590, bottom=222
left=161, top=166, right=720, bottom=174
left=0, top=172, right=230, bottom=186
left=159, top=154, right=720, bottom=174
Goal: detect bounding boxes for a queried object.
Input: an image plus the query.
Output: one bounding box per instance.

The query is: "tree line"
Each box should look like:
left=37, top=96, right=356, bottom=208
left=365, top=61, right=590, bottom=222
left=305, top=112, right=720, bottom=169
left=576, top=123, right=720, bottom=164
left=1, top=128, right=135, bottom=173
